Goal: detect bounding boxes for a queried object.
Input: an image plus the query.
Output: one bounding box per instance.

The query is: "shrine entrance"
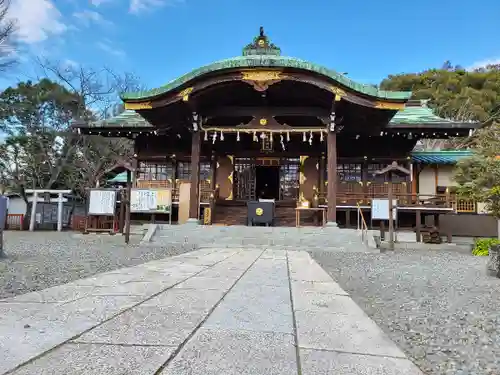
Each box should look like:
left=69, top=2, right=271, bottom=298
left=233, top=157, right=299, bottom=202
left=256, top=166, right=280, bottom=200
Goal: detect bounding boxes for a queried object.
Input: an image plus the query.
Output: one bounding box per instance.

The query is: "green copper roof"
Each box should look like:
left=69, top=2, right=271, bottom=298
left=90, top=110, right=153, bottom=128
left=107, top=172, right=128, bottom=183
left=411, top=150, right=473, bottom=164
left=121, top=55, right=412, bottom=101
left=390, top=103, right=457, bottom=125
left=121, top=29, right=411, bottom=102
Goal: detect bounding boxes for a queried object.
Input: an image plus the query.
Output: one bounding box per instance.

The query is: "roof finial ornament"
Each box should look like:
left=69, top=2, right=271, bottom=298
left=242, top=27, right=281, bottom=56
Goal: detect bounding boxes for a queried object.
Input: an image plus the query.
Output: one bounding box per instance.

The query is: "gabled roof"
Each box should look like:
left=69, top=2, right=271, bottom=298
left=411, top=150, right=473, bottom=164
left=388, top=100, right=478, bottom=128
left=121, top=55, right=412, bottom=102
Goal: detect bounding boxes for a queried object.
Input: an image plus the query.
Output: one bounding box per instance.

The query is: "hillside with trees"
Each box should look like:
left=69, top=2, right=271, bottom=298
left=381, top=62, right=500, bottom=222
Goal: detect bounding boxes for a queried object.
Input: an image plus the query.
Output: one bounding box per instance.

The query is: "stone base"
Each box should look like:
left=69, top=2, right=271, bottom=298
left=325, top=221, right=338, bottom=228
left=184, top=218, right=200, bottom=225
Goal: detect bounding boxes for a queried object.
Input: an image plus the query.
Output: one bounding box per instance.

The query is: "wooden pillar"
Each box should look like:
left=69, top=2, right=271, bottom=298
left=327, top=130, right=337, bottom=225
left=388, top=172, right=394, bottom=251
left=319, top=154, right=325, bottom=201
left=124, top=170, right=132, bottom=244
left=189, top=131, right=201, bottom=220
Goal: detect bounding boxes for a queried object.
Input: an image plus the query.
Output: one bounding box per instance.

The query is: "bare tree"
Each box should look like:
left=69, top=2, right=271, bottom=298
left=0, top=0, right=17, bottom=72
left=31, top=58, right=143, bottom=195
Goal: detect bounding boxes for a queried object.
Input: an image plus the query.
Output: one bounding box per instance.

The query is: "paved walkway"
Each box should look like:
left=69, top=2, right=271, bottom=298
left=0, top=248, right=422, bottom=374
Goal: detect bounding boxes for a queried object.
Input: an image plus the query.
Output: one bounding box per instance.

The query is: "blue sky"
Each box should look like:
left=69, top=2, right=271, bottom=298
left=4, top=0, right=500, bottom=90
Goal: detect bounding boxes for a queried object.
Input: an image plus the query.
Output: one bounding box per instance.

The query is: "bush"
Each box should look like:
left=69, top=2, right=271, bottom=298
left=472, top=238, right=500, bottom=256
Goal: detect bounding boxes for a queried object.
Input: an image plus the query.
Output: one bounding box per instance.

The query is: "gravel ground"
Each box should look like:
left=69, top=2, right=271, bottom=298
left=311, top=249, right=500, bottom=375
left=0, top=231, right=195, bottom=299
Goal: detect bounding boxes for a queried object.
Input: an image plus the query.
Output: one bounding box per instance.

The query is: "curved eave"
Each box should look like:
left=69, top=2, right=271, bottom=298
left=121, top=55, right=412, bottom=102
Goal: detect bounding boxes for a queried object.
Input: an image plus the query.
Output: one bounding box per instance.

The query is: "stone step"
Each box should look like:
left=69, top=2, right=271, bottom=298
left=152, top=226, right=373, bottom=252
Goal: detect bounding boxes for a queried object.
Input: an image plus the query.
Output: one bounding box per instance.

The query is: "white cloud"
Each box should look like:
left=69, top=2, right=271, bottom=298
left=96, top=40, right=125, bottom=57
left=91, top=0, right=114, bottom=5
left=62, top=59, right=79, bottom=69
left=73, top=10, right=113, bottom=27
left=129, top=0, right=183, bottom=14
left=467, top=58, right=500, bottom=71
left=9, top=0, right=66, bottom=44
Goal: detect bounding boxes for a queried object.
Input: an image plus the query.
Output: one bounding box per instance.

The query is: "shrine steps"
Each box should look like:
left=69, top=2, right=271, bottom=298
left=212, top=202, right=320, bottom=227
left=151, top=225, right=373, bottom=253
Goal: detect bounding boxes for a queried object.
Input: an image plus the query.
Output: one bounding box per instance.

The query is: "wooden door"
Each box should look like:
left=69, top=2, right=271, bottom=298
left=235, top=165, right=256, bottom=201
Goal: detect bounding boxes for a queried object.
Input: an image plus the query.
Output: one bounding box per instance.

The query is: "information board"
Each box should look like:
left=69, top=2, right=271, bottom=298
left=88, top=189, right=117, bottom=216
left=371, top=199, right=397, bottom=220
left=131, top=188, right=172, bottom=213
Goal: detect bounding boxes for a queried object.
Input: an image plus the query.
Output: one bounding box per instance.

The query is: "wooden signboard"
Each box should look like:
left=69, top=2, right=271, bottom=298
left=372, top=199, right=397, bottom=220
left=130, top=188, right=172, bottom=213
left=88, top=189, right=117, bottom=216
left=131, top=188, right=172, bottom=224
left=86, top=189, right=118, bottom=234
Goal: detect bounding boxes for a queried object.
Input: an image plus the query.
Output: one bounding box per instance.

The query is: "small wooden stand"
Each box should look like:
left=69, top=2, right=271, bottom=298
left=295, top=207, right=326, bottom=228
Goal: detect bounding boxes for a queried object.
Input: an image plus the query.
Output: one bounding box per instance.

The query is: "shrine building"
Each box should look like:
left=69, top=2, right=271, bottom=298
left=74, top=29, right=480, bottom=228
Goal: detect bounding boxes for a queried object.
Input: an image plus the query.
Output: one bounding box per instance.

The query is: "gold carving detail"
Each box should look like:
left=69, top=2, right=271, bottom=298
left=330, top=86, right=346, bottom=99
left=178, top=87, right=193, bottom=102
left=374, top=101, right=405, bottom=110
left=241, top=70, right=285, bottom=92
left=299, top=155, right=309, bottom=166
left=256, top=208, right=263, bottom=216
left=124, top=101, right=152, bottom=110
left=299, top=172, right=307, bottom=185
left=259, top=118, right=267, bottom=126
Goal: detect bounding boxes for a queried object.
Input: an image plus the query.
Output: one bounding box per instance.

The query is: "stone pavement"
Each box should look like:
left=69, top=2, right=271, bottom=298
left=0, top=248, right=422, bottom=374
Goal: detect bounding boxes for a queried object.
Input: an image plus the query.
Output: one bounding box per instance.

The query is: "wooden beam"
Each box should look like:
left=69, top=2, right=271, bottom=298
left=204, top=106, right=329, bottom=118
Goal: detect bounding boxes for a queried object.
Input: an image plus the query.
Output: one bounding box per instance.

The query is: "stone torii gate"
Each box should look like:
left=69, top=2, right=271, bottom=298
left=27, top=189, right=72, bottom=232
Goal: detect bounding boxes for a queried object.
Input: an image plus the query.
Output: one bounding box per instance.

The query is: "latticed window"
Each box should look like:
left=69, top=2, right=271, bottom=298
left=280, top=158, right=299, bottom=200
left=176, top=161, right=192, bottom=180
left=175, top=161, right=211, bottom=180
left=200, top=161, right=212, bottom=180
left=337, top=163, right=362, bottom=182
left=138, top=161, right=173, bottom=181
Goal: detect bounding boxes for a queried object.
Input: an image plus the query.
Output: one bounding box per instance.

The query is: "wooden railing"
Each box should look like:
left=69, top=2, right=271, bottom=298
left=356, top=203, right=369, bottom=245
left=317, top=192, right=456, bottom=209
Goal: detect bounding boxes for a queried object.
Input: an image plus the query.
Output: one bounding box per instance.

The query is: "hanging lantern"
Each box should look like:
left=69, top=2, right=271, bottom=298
left=320, top=131, right=324, bottom=142
left=204, top=131, right=208, bottom=141
left=220, top=131, right=224, bottom=141
left=236, top=131, right=240, bottom=141
left=303, top=132, right=307, bottom=142
left=212, top=131, right=217, bottom=144
left=280, top=134, right=285, bottom=150
left=286, top=132, right=290, bottom=142
left=253, top=131, right=258, bottom=142
left=260, top=132, right=266, bottom=139
left=309, top=131, right=313, bottom=145
left=270, top=133, right=273, bottom=143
